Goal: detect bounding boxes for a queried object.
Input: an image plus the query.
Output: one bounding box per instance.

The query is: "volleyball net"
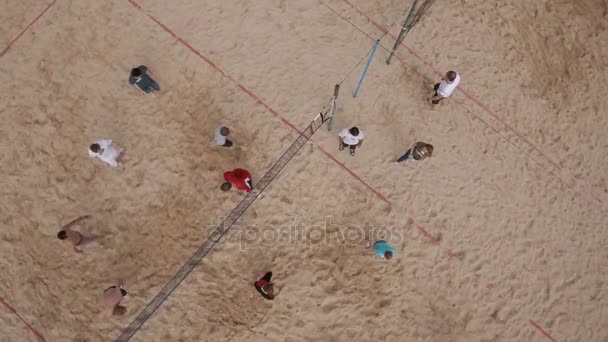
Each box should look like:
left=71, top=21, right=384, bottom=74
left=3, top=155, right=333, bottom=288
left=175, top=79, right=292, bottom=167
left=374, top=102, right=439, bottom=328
left=116, top=85, right=339, bottom=342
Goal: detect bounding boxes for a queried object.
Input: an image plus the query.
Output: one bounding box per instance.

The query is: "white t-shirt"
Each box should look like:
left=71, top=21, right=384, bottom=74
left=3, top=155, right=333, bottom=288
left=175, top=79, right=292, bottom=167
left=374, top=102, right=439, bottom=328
left=339, top=128, right=365, bottom=145
left=437, top=74, right=461, bottom=97
left=88, top=139, right=121, bottom=167
left=214, top=126, right=227, bottom=145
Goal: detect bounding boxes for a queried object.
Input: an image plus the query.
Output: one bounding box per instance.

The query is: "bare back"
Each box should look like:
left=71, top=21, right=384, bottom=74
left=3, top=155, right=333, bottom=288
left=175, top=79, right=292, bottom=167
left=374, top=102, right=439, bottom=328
left=102, top=286, right=122, bottom=308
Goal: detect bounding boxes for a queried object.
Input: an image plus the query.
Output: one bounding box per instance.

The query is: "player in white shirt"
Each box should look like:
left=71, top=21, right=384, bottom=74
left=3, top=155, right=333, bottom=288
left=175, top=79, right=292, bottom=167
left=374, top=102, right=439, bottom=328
left=214, top=126, right=233, bottom=147
left=88, top=139, right=122, bottom=167
left=338, top=126, right=364, bottom=156
left=428, top=70, right=460, bottom=105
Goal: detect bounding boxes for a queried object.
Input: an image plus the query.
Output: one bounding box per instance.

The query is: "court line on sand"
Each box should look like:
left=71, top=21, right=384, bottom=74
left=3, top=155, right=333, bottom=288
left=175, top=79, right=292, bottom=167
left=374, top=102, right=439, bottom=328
left=124, top=0, right=457, bottom=338
left=126, top=0, right=402, bottom=209
left=126, top=0, right=457, bottom=249
left=530, top=319, right=559, bottom=342
left=0, top=298, right=46, bottom=342
left=0, top=0, right=555, bottom=341
left=340, top=0, right=606, bottom=214
left=0, top=0, right=58, bottom=58
left=339, top=1, right=561, bottom=340
left=127, top=0, right=454, bottom=253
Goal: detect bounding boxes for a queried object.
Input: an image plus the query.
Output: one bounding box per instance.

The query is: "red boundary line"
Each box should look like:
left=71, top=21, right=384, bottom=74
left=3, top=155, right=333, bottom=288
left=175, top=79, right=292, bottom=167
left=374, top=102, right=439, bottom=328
left=316, top=146, right=390, bottom=204
left=128, top=0, right=455, bottom=257
left=0, top=0, right=58, bottom=58
left=530, top=320, right=558, bottom=342
left=0, top=298, right=46, bottom=342
left=128, top=0, right=457, bottom=253
left=341, top=0, right=566, bottom=340
left=126, top=0, right=462, bottom=332
left=127, top=0, right=390, bottom=205
left=126, top=0, right=454, bottom=254
left=126, top=3, right=583, bottom=342
left=0, top=3, right=562, bottom=341
left=341, top=0, right=606, bottom=210
left=415, top=224, right=455, bottom=257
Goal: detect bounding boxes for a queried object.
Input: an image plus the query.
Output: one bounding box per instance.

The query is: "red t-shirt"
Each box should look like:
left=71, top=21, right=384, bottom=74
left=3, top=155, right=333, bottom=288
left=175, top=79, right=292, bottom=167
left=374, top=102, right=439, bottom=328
left=254, top=279, right=274, bottom=300
left=224, top=168, right=253, bottom=192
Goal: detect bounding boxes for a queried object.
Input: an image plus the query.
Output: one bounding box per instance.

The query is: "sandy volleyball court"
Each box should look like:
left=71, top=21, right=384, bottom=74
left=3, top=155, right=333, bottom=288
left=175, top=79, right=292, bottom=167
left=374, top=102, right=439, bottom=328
left=1, top=0, right=606, bottom=341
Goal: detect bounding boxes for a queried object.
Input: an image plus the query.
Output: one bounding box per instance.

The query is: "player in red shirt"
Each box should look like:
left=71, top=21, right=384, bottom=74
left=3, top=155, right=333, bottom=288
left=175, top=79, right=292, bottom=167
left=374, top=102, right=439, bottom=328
left=254, top=272, right=275, bottom=300
left=221, top=168, right=253, bottom=192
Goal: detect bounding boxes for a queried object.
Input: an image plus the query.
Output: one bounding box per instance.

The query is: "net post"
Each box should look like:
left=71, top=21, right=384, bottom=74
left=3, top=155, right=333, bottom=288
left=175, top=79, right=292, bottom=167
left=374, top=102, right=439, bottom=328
left=353, top=39, right=380, bottom=98
left=327, top=84, right=340, bottom=131
left=387, top=0, right=422, bottom=65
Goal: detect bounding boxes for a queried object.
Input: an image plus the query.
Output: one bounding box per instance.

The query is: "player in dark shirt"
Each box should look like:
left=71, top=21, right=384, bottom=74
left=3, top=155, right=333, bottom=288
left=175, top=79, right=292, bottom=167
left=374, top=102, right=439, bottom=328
left=128, top=65, right=160, bottom=93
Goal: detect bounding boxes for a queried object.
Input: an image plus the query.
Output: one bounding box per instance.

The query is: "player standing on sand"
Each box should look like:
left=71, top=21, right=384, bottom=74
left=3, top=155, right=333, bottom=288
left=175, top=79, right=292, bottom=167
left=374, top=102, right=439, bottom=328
left=338, top=126, right=365, bottom=157
left=102, top=284, right=128, bottom=316
left=89, top=139, right=123, bottom=167
left=366, top=240, right=396, bottom=260
left=57, top=215, right=90, bottom=252
left=222, top=168, right=253, bottom=192
left=128, top=65, right=160, bottom=94
left=214, top=126, right=233, bottom=147
left=427, top=70, right=460, bottom=105
left=254, top=272, right=275, bottom=300
left=394, top=142, right=434, bottom=164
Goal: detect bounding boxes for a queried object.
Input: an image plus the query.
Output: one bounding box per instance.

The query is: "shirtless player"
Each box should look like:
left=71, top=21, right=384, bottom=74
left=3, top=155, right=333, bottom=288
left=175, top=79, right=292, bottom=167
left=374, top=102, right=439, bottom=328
left=102, top=283, right=128, bottom=316
left=57, top=215, right=90, bottom=252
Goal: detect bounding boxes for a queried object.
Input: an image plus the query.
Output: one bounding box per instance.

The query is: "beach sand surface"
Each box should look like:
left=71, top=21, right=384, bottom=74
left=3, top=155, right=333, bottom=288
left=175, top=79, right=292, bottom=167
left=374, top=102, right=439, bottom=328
left=1, top=0, right=606, bottom=341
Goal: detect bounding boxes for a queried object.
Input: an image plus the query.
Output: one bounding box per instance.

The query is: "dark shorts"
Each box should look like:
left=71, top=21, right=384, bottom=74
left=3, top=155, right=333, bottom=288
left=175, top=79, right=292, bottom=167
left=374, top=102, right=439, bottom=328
left=432, top=83, right=445, bottom=104
left=223, top=139, right=233, bottom=147
left=341, top=141, right=357, bottom=150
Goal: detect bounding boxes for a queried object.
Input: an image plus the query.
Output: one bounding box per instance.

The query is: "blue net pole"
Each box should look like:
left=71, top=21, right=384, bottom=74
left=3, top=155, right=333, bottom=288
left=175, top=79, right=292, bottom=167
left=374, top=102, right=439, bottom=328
left=353, top=39, right=380, bottom=98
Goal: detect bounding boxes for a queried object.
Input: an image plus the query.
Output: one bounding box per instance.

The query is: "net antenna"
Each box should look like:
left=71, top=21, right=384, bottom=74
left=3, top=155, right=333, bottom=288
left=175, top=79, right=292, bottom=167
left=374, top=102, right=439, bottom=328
left=115, top=86, right=339, bottom=342
left=386, top=0, right=437, bottom=64
left=327, top=84, right=340, bottom=131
